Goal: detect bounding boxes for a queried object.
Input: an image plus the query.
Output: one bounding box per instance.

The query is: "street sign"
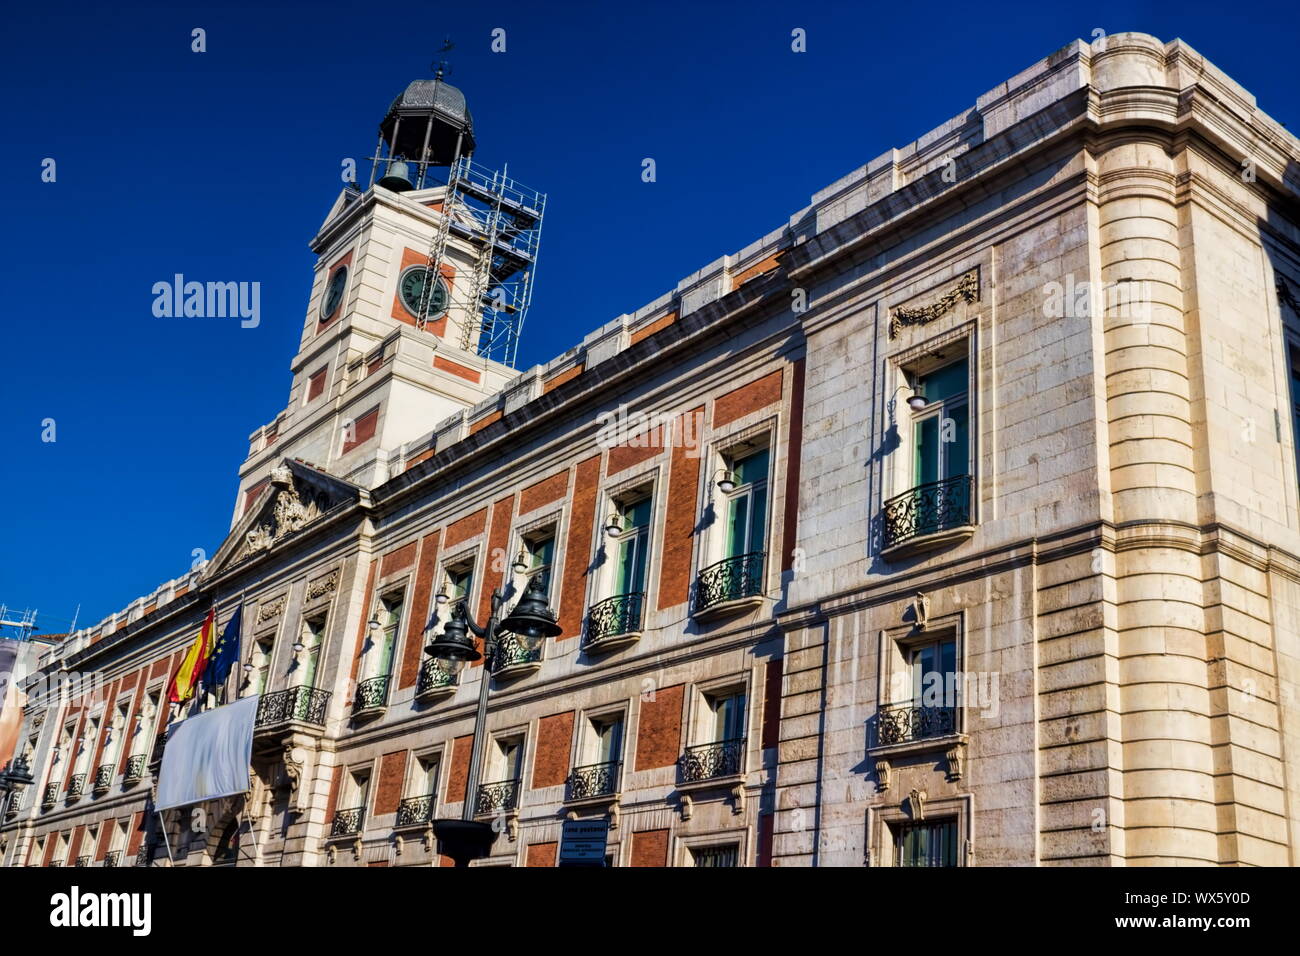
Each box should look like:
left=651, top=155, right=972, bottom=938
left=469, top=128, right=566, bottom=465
left=558, top=818, right=609, bottom=867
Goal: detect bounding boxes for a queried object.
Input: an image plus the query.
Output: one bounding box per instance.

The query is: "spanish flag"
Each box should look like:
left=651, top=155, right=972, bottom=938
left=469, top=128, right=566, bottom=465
left=168, top=608, right=216, bottom=704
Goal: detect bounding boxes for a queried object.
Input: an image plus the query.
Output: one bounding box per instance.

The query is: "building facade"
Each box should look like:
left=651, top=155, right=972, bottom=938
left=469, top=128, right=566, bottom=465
left=4, top=33, right=1300, bottom=868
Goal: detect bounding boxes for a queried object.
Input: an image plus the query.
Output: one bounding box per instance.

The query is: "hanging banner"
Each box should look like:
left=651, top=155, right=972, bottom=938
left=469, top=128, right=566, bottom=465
left=155, top=694, right=259, bottom=810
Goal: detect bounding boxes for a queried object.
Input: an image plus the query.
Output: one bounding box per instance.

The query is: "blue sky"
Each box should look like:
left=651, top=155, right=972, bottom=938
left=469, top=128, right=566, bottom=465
left=1, top=0, right=1296, bottom=635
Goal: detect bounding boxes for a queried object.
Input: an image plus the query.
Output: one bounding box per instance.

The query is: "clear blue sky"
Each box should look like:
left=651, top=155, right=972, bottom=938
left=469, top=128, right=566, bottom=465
left=1, top=0, right=1295, bottom=635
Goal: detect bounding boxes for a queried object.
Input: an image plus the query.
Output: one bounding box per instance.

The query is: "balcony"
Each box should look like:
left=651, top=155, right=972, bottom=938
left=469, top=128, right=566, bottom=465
left=395, top=794, right=434, bottom=828
left=692, top=553, right=765, bottom=620
left=147, top=732, right=167, bottom=774
left=331, top=807, right=365, bottom=838
left=93, top=763, right=115, bottom=794
left=255, top=686, right=332, bottom=744
left=41, top=783, right=57, bottom=810
left=123, top=754, right=147, bottom=785
left=67, top=773, right=86, bottom=802
left=678, top=737, right=746, bottom=788
left=414, top=658, right=457, bottom=703
left=4, top=798, right=18, bottom=820
left=74, top=856, right=90, bottom=867
left=104, top=850, right=122, bottom=868
left=565, top=761, right=622, bottom=806
left=583, top=593, right=644, bottom=654
left=474, top=779, right=520, bottom=816
left=352, top=675, right=390, bottom=721
left=881, top=474, right=974, bottom=558
left=490, top=632, right=542, bottom=681
left=876, top=701, right=957, bottom=746
left=135, top=847, right=150, bottom=867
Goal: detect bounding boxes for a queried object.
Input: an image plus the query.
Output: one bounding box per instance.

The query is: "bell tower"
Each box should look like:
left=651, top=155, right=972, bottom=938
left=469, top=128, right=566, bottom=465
left=231, top=68, right=546, bottom=526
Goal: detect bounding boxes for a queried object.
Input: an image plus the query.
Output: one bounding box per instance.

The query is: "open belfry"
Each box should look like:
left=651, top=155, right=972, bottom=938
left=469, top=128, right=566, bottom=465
left=5, top=34, right=1300, bottom=867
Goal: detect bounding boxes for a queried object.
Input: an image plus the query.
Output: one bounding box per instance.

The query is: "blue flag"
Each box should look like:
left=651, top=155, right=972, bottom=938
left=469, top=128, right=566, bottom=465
left=203, top=605, right=242, bottom=693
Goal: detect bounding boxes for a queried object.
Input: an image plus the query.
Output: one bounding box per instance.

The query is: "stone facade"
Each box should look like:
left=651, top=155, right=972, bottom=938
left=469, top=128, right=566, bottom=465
left=3, top=34, right=1300, bottom=868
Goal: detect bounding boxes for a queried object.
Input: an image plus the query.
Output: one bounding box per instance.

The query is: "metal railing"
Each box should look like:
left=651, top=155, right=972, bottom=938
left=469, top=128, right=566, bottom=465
left=353, top=675, right=390, bottom=712
left=693, top=553, right=765, bottom=614
left=395, top=794, right=434, bottom=827
left=74, top=856, right=90, bottom=867
left=678, top=738, right=746, bottom=782
left=877, top=701, right=957, bottom=745
left=475, top=779, right=520, bottom=815
left=256, top=686, right=331, bottom=726
left=881, top=474, right=973, bottom=550
left=490, top=632, right=541, bottom=675
left=416, top=657, right=457, bottom=696
left=565, top=761, right=621, bottom=801
left=104, top=850, right=121, bottom=868
left=584, top=593, right=644, bottom=648
left=41, top=783, right=57, bottom=809
left=93, top=764, right=115, bottom=792
left=123, top=754, right=147, bottom=781
left=135, top=847, right=149, bottom=867
left=67, top=774, right=86, bottom=800
left=331, top=807, right=365, bottom=837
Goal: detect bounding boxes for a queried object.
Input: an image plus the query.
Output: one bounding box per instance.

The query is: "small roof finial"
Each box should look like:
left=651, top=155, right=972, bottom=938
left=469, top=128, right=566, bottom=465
left=432, top=36, right=454, bottom=80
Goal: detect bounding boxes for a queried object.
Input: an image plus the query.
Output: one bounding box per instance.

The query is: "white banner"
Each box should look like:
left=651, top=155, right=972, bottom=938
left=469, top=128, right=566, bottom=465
left=155, top=695, right=258, bottom=810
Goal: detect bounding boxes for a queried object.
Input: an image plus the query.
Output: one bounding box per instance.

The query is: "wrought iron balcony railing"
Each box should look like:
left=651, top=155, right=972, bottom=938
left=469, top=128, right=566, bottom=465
left=678, top=737, right=746, bottom=783
left=148, top=732, right=167, bottom=770
left=395, top=794, right=434, bottom=827
left=877, top=701, right=957, bottom=745
left=104, top=850, right=121, bottom=868
left=135, top=847, right=149, bottom=867
left=693, top=552, right=765, bottom=615
left=583, top=593, right=644, bottom=648
left=4, top=797, right=19, bottom=820
left=881, top=474, right=973, bottom=551
left=256, top=686, right=332, bottom=726
left=565, top=761, right=622, bottom=801
left=331, top=807, right=365, bottom=837
left=490, top=632, right=542, bottom=675
left=67, top=774, right=86, bottom=801
left=74, top=856, right=90, bottom=867
left=93, top=763, right=115, bottom=792
left=123, top=754, right=147, bottom=782
left=353, top=675, right=391, bottom=712
left=42, top=783, right=57, bottom=809
left=416, top=657, right=457, bottom=696
left=475, top=779, right=520, bottom=815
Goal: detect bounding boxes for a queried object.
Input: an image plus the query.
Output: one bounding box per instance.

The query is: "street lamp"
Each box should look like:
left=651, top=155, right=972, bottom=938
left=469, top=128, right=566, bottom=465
left=0, top=754, right=35, bottom=822
left=425, top=575, right=562, bottom=866
left=887, top=383, right=927, bottom=426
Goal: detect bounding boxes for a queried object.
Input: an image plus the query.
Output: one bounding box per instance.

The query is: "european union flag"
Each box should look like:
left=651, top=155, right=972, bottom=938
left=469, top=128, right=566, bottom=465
left=203, top=605, right=243, bottom=694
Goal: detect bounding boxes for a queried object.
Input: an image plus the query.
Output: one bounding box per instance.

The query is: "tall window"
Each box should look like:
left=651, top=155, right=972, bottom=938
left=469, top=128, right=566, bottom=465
left=614, top=498, right=652, bottom=595
left=492, top=737, right=524, bottom=783
left=592, top=715, right=624, bottom=766
left=725, top=447, right=770, bottom=558
left=708, top=690, right=747, bottom=744
left=446, top=564, right=474, bottom=613
left=107, top=703, right=130, bottom=765
left=248, top=636, right=275, bottom=695
left=910, top=635, right=958, bottom=709
left=370, top=591, right=404, bottom=680
left=524, top=532, right=556, bottom=597
left=912, top=358, right=970, bottom=489
left=411, top=755, right=439, bottom=797
left=893, top=819, right=959, bottom=867
left=296, top=615, right=326, bottom=689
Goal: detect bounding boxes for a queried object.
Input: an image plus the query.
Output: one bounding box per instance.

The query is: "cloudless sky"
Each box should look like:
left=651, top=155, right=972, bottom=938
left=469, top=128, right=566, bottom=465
left=1, top=0, right=1296, bottom=635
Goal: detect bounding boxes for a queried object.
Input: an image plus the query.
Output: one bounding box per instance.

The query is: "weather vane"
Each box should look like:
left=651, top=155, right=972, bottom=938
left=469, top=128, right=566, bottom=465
left=432, top=37, right=454, bottom=78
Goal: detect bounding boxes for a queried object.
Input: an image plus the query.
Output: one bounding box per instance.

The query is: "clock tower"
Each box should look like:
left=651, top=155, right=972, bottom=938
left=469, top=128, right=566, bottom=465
left=232, top=71, right=546, bottom=526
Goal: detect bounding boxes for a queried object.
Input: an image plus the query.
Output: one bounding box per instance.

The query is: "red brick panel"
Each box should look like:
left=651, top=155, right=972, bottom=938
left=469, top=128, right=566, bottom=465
left=657, top=407, right=704, bottom=610
left=67, top=826, right=85, bottom=863
left=519, top=471, right=569, bottom=514
left=374, top=750, right=408, bottom=815
left=542, top=364, right=583, bottom=393
left=635, top=684, right=684, bottom=771
left=94, top=822, right=115, bottom=861
left=399, top=531, right=441, bottom=689
left=761, top=658, right=784, bottom=750
left=444, top=508, right=487, bottom=549
left=712, top=369, right=783, bottom=428
left=729, top=252, right=781, bottom=291
left=348, top=561, right=378, bottom=683
left=607, top=425, right=664, bottom=476
left=630, top=829, right=669, bottom=867
left=243, top=478, right=269, bottom=516
left=434, top=355, right=481, bottom=383
left=526, top=842, right=558, bottom=867
left=445, top=734, right=474, bottom=804
left=469, top=409, right=502, bottom=434
left=558, top=455, right=601, bottom=640
left=125, top=811, right=144, bottom=857
left=42, top=835, right=58, bottom=867
left=88, top=679, right=121, bottom=770
left=530, top=711, right=574, bottom=789
left=380, top=541, right=417, bottom=577
left=630, top=311, right=677, bottom=345
left=342, top=407, right=379, bottom=454
left=324, top=765, right=343, bottom=825
left=478, top=495, right=517, bottom=625
left=306, top=367, right=327, bottom=402
left=781, top=358, right=805, bottom=572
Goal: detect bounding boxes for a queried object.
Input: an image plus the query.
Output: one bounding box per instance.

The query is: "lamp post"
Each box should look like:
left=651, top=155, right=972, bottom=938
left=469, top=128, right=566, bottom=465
left=0, top=754, right=35, bottom=824
left=425, top=575, right=562, bottom=866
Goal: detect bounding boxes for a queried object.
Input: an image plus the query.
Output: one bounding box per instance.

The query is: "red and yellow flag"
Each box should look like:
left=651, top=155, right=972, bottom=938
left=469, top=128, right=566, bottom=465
left=167, top=608, right=216, bottom=704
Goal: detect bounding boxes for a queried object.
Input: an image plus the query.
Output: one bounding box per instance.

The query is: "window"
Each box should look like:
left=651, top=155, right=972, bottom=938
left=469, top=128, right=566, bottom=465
left=492, top=737, right=524, bottom=783
left=691, top=844, right=740, bottom=868
left=912, top=358, right=969, bottom=486
left=569, top=713, right=624, bottom=800
left=445, top=563, right=474, bottom=613
left=723, top=447, right=770, bottom=559
left=368, top=591, right=404, bottom=680
left=682, top=687, right=747, bottom=782
left=592, top=715, right=624, bottom=766
left=477, top=736, right=524, bottom=815
left=398, top=755, right=439, bottom=826
left=613, top=497, right=652, bottom=596
left=141, top=690, right=162, bottom=758
left=247, top=636, right=275, bottom=696
left=521, top=531, right=556, bottom=599
left=909, top=635, right=958, bottom=709
left=707, top=689, right=747, bottom=744
left=333, top=770, right=370, bottom=837
left=879, top=629, right=960, bottom=746
left=892, top=818, right=959, bottom=867
left=295, top=615, right=326, bottom=690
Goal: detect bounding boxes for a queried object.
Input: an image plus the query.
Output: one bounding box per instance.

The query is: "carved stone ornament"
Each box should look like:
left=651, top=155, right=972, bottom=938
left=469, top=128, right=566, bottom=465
left=306, top=569, right=340, bottom=601
left=326, top=845, right=337, bottom=864
left=946, top=744, right=965, bottom=781
left=731, top=783, right=746, bottom=816
left=875, top=759, right=892, bottom=792
left=889, top=270, right=979, bottom=338
left=233, top=473, right=332, bottom=564
left=912, top=591, right=930, bottom=630
left=679, top=793, right=694, bottom=821
left=908, top=788, right=927, bottom=821
left=257, top=596, right=287, bottom=625
left=393, top=834, right=404, bottom=857
left=608, top=803, right=620, bottom=830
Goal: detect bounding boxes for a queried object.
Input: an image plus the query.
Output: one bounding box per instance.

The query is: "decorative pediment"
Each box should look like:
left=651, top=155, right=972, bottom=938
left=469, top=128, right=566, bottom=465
left=205, top=459, right=361, bottom=577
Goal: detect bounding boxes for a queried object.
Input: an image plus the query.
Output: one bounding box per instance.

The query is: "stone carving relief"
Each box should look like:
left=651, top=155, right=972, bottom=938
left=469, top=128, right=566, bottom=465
left=256, top=596, right=287, bottom=625
left=306, top=569, right=340, bottom=601
left=889, top=270, right=979, bottom=338
left=233, top=466, right=334, bottom=564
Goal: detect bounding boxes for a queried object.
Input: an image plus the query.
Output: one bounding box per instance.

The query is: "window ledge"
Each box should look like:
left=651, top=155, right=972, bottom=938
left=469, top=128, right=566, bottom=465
left=491, top=660, right=542, bottom=682
left=867, top=731, right=967, bottom=761
left=583, top=631, right=641, bottom=655
left=676, top=772, right=745, bottom=794
left=880, top=524, right=975, bottom=561
left=692, top=595, right=765, bottom=623
left=414, top=683, right=457, bottom=704
left=562, top=791, right=621, bottom=810
left=350, top=704, right=387, bottom=724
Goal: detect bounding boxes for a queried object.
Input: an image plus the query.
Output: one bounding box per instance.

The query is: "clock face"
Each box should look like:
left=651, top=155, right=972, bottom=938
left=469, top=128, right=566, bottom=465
left=399, top=266, right=449, bottom=320
left=320, top=267, right=348, bottom=321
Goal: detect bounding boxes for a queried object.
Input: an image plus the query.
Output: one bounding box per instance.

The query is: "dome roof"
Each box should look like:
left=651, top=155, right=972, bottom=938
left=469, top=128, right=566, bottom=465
left=379, top=77, right=476, bottom=163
